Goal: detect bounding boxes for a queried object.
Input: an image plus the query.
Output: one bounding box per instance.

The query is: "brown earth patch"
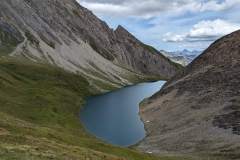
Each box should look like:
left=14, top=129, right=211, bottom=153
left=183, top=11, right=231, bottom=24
left=0, top=128, right=9, bottom=136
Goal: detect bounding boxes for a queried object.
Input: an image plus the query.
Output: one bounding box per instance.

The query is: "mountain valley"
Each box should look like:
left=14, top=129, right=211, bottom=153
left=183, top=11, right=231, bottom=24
left=0, top=0, right=184, bottom=160
left=0, top=0, right=239, bottom=160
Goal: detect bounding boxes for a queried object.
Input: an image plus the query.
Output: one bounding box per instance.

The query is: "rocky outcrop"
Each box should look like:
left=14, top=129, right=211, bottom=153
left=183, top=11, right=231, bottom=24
left=0, top=0, right=180, bottom=89
left=137, top=30, right=240, bottom=159
left=0, top=21, right=24, bottom=55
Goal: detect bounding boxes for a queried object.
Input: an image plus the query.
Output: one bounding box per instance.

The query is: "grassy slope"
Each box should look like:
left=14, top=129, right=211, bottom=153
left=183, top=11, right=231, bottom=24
left=0, top=57, right=194, bottom=160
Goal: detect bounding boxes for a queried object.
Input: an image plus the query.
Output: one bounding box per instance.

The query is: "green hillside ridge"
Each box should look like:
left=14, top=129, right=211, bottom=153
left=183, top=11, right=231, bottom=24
left=0, top=57, right=194, bottom=160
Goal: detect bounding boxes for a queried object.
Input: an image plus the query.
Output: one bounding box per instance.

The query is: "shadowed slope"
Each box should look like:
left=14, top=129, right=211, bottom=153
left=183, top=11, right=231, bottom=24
left=137, top=30, right=240, bottom=160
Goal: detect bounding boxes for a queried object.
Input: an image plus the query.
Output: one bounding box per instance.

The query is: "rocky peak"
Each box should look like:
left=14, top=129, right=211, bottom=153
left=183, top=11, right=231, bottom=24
left=115, top=25, right=129, bottom=35
left=115, top=25, right=139, bottom=42
left=115, top=25, right=126, bottom=32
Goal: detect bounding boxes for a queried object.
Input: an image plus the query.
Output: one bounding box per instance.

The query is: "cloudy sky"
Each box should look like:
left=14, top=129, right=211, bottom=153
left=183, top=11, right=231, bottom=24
left=78, top=0, right=240, bottom=51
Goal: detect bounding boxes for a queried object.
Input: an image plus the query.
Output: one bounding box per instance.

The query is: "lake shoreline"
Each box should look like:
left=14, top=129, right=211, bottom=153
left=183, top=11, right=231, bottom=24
left=80, top=81, right=166, bottom=147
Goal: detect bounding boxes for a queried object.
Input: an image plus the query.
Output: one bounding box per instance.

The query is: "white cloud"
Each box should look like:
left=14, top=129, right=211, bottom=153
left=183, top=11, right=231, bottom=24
left=163, top=33, right=185, bottom=42
left=80, top=2, right=129, bottom=17
left=77, top=0, right=240, bottom=51
left=163, top=19, right=240, bottom=42
left=79, top=0, right=240, bottom=18
left=198, top=0, right=240, bottom=12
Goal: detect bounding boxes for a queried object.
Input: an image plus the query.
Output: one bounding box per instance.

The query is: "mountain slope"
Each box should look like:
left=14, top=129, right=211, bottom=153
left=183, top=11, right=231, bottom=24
left=137, top=30, right=240, bottom=159
left=0, top=0, right=180, bottom=90
left=114, top=26, right=181, bottom=77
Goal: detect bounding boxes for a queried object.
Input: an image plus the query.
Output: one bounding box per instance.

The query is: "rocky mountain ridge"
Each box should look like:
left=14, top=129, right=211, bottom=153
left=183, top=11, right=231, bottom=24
left=0, top=0, right=180, bottom=90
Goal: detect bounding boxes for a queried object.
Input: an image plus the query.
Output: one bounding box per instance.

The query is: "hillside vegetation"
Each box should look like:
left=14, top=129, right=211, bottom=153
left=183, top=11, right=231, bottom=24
left=0, top=57, right=192, bottom=160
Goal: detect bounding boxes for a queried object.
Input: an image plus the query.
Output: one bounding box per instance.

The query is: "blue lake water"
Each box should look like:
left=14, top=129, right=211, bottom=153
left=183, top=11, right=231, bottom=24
left=80, top=81, right=166, bottom=147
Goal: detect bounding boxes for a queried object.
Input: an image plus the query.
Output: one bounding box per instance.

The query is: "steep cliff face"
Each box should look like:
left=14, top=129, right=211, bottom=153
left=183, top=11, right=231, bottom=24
left=0, top=0, right=180, bottom=90
left=137, top=30, right=240, bottom=159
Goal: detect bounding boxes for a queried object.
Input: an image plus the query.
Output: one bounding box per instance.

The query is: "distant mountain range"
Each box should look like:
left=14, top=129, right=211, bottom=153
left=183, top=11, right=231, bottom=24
left=161, top=49, right=202, bottom=66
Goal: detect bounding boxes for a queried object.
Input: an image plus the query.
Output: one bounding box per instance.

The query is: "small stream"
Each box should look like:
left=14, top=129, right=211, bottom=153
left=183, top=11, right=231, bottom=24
left=80, top=81, right=166, bottom=147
